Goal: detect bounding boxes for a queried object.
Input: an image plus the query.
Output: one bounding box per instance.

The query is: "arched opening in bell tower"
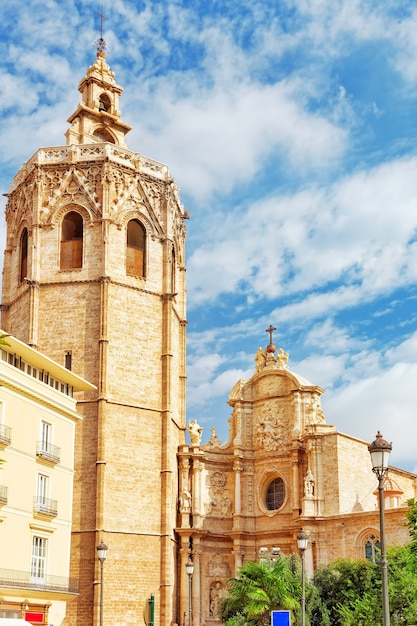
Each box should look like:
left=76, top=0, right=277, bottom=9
left=126, top=219, right=146, bottom=277
left=60, top=211, right=83, bottom=270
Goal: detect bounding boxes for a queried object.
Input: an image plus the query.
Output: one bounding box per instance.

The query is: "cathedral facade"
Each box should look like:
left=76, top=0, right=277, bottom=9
left=1, top=48, right=416, bottom=626
left=178, top=334, right=417, bottom=626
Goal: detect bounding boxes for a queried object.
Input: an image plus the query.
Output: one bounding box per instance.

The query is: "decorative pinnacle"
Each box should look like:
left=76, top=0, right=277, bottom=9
left=265, top=324, right=277, bottom=354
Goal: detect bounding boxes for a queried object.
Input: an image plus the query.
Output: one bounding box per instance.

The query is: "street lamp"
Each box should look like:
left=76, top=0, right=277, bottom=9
left=258, top=546, right=281, bottom=565
left=96, top=541, right=108, bottom=626
left=297, top=529, right=309, bottom=626
left=185, top=555, right=194, bottom=626
left=368, top=431, right=392, bottom=626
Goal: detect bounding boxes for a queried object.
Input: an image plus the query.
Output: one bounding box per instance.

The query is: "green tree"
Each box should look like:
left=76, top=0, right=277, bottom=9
left=405, top=498, right=417, bottom=561
left=311, top=558, right=380, bottom=626
left=386, top=544, right=417, bottom=624
left=220, top=558, right=301, bottom=626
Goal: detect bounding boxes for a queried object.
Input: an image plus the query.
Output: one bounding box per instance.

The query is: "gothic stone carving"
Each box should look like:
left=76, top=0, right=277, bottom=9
left=206, top=471, right=232, bottom=517
left=255, top=406, right=290, bottom=451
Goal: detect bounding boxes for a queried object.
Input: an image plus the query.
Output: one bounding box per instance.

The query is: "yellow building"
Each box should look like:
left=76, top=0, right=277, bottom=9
left=0, top=333, right=94, bottom=626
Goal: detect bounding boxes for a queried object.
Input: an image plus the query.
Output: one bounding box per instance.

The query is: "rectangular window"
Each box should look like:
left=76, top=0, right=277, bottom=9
left=41, top=422, right=51, bottom=449
left=65, top=351, right=72, bottom=371
left=31, top=536, right=47, bottom=580
left=37, top=473, right=49, bottom=500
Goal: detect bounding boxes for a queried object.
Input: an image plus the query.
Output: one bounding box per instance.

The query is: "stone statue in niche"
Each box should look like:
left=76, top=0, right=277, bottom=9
left=179, top=489, right=192, bottom=512
left=209, top=581, right=223, bottom=619
left=304, top=469, right=315, bottom=497
left=188, top=419, right=203, bottom=446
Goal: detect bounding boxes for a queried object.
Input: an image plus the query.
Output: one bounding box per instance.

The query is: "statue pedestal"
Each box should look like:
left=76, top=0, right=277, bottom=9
left=302, top=496, right=316, bottom=517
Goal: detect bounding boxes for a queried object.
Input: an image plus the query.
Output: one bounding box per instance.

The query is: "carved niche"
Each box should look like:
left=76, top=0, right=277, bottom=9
left=205, top=471, right=232, bottom=517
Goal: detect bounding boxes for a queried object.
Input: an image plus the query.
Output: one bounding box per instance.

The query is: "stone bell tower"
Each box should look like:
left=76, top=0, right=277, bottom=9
left=1, top=45, right=187, bottom=626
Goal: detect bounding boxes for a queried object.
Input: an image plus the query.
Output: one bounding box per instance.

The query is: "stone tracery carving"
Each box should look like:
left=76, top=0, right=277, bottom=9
left=207, top=554, right=231, bottom=577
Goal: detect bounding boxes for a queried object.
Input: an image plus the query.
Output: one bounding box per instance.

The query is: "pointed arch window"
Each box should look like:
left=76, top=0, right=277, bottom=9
left=60, top=211, right=83, bottom=270
left=20, top=228, right=28, bottom=283
left=126, top=219, right=146, bottom=277
left=365, top=535, right=380, bottom=563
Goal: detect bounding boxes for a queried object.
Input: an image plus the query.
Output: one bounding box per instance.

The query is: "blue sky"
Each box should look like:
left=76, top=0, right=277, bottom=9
left=1, top=0, right=417, bottom=473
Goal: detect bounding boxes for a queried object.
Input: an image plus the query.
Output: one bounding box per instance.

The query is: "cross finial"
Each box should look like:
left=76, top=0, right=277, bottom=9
left=95, top=6, right=108, bottom=56
left=99, top=9, right=106, bottom=40
left=265, top=324, right=277, bottom=354
left=265, top=325, right=276, bottom=345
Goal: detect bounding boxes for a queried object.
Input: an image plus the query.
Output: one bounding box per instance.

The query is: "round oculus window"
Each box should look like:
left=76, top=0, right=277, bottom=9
left=265, top=477, right=285, bottom=511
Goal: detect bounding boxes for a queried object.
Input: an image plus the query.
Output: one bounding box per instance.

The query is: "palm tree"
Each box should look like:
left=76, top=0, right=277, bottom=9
left=220, top=558, right=301, bottom=626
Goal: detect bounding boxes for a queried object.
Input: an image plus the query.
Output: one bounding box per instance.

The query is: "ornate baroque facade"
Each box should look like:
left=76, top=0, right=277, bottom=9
left=178, top=333, right=417, bottom=626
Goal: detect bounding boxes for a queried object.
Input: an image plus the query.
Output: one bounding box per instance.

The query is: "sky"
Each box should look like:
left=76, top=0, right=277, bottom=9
left=1, top=0, right=417, bottom=473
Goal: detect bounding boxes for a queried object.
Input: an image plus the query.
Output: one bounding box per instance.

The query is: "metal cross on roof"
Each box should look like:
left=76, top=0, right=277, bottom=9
left=265, top=324, right=277, bottom=345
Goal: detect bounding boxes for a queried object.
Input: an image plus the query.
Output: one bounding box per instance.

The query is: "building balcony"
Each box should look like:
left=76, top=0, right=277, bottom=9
left=0, top=484, right=7, bottom=505
left=36, top=441, right=61, bottom=464
left=0, top=568, right=79, bottom=595
left=33, top=496, right=58, bottom=517
left=0, top=423, right=11, bottom=446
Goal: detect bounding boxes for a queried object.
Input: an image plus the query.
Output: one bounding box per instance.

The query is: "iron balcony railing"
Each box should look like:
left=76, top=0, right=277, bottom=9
left=0, top=423, right=11, bottom=445
left=33, top=496, right=58, bottom=516
left=0, top=568, right=79, bottom=594
left=0, top=485, right=7, bottom=504
left=36, top=441, right=61, bottom=463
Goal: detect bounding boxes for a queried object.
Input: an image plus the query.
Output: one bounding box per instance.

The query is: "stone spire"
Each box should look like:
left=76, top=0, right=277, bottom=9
left=65, top=47, right=132, bottom=147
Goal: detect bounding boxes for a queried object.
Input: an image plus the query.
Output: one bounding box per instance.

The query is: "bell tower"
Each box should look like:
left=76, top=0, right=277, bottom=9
left=1, top=47, right=187, bottom=626
left=65, top=45, right=131, bottom=147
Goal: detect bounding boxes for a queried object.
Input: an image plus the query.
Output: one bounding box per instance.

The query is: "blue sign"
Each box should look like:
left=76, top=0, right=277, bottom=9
left=271, top=610, right=291, bottom=626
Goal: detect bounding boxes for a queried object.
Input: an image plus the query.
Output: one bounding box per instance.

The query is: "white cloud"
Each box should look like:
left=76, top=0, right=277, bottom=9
left=187, top=155, right=417, bottom=311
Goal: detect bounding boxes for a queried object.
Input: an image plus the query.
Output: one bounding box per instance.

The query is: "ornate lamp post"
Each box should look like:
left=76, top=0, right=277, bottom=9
left=297, top=529, right=309, bottom=626
left=185, top=556, right=194, bottom=626
left=96, top=541, right=108, bottom=626
left=368, top=432, right=392, bottom=626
